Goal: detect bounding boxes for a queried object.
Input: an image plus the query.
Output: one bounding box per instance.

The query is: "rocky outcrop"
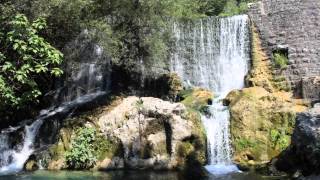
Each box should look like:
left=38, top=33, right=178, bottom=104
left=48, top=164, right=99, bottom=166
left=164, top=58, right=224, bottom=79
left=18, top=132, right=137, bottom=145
left=97, top=96, right=206, bottom=170
left=248, top=0, right=320, bottom=99
left=26, top=96, right=206, bottom=173
left=276, top=104, right=320, bottom=176
left=225, top=87, right=307, bottom=168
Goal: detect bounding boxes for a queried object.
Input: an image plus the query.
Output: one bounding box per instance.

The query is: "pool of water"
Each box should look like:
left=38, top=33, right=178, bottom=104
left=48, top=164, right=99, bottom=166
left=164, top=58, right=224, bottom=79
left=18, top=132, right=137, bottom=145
left=0, top=170, right=289, bottom=180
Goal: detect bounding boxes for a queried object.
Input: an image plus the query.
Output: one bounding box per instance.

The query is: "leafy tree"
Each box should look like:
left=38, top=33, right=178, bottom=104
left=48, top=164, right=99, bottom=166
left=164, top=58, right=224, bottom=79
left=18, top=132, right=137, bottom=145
left=0, top=14, right=63, bottom=108
left=0, top=0, right=256, bottom=110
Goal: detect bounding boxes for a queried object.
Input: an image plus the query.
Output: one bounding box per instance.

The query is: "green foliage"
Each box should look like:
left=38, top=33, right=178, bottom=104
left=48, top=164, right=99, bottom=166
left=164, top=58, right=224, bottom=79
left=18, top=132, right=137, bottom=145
left=274, top=52, right=289, bottom=69
left=270, top=129, right=280, bottom=143
left=236, top=138, right=257, bottom=150
left=66, top=127, right=97, bottom=169
left=219, top=0, right=255, bottom=16
left=94, top=136, right=116, bottom=161
left=270, top=129, right=290, bottom=150
left=0, top=14, right=63, bottom=108
left=135, top=99, right=144, bottom=110
left=0, top=0, right=257, bottom=112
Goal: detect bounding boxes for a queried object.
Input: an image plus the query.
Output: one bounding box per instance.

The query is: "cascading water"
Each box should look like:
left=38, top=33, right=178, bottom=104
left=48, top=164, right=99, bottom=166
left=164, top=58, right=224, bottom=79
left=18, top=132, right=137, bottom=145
left=0, top=92, right=106, bottom=174
left=0, top=31, right=111, bottom=175
left=0, top=119, right=43, bottom=174
left=170, top=15, right=250, bottom=175
left=52, top=30, right=111, bottom=104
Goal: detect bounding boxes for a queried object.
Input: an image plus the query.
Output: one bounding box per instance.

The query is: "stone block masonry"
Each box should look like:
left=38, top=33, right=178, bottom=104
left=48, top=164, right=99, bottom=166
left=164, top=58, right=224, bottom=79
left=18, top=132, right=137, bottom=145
left=248, top=0, right=320, bottom=101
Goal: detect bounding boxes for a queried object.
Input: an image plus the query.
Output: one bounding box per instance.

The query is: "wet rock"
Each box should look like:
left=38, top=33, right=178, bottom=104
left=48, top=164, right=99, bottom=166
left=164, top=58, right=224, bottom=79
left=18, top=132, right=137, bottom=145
left=95, top=157, right=124, bottom=170
left=48, top=159, right=67, bottom=170
left=178, top=88, right=213, bottom=114
left=24, top=159, right=39, bottom=171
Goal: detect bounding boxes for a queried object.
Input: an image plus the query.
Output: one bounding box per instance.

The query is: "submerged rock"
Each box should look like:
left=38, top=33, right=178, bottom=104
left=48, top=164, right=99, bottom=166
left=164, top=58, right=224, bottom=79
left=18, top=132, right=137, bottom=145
left=276, top=104, right=320, bottom=176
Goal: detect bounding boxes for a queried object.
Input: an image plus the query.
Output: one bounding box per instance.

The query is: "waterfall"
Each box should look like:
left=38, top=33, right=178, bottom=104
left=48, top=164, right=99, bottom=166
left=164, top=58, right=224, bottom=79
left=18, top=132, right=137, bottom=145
left=0, top=119, right=44, bottom=174
left=52, top=30, right=111, bottom=104
left=0, top=30, right=111, bottom=175
left=0, top=92, right=106, bottom=174
left=170, top=15, right=250, bottom=175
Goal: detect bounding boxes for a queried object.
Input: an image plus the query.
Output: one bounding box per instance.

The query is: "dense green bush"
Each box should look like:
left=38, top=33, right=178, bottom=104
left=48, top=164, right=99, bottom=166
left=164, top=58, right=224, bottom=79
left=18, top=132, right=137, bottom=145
left=66, top=127, right=97, bottom=169
left=0, top=14, right=63, bottom=108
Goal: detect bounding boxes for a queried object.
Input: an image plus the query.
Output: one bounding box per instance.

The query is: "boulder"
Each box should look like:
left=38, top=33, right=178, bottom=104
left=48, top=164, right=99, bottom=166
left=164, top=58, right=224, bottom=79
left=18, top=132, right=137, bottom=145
left=98, top=96, right=206, bottom=170
left=225, top=87, right=307, bottom=168
left=276, top=104, right=320, bottom=176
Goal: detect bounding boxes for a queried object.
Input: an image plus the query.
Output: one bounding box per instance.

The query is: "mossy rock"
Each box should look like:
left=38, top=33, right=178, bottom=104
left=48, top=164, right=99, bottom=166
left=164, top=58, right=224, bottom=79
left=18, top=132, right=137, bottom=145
left=179, top=88, right=213, bottom=113
left=166, top=73, right=183, bottom=99
left=226, top=87, right=302, bottom=168
left=179, top=108, right=207, bottom=167
left=94, top=135, right=123, bottom=161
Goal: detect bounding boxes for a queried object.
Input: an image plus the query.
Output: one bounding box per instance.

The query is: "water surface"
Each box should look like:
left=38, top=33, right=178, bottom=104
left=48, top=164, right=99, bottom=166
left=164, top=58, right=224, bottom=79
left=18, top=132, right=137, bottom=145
left=0, top=170, right=288, bottom=180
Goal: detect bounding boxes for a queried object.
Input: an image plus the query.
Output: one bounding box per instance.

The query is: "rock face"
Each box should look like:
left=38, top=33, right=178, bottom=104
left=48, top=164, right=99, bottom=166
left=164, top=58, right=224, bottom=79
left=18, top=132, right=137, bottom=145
left=97, top=96, right=205, bottom=170
left=248, top=0, right=320, bottom=99
left=276, top=104, right=320, bottom=176
left=27, top=96, right=206, bottom=172
left=225, top=87, right=307, bottom=168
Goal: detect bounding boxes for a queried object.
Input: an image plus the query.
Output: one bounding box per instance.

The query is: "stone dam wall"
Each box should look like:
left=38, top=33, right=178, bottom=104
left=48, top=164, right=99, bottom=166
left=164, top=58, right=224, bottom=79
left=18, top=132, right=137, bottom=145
left=248, top=0, right=320, bottom=101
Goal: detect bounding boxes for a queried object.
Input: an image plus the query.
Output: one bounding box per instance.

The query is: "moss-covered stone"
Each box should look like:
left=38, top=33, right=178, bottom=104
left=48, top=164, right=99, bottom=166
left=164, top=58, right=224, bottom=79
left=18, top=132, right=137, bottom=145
left=246, top=25, right=275, bottom=92
left=179, top=88, right=213, bottom=113
left=226, top=87, right=307, bottom=168
left=94, top=135, right=123, bottom=161
left=177, top=87, right=210, bottom=169
left=175, top=107, right=208, bottom=178
left=166, top=73, right=183, bottom=99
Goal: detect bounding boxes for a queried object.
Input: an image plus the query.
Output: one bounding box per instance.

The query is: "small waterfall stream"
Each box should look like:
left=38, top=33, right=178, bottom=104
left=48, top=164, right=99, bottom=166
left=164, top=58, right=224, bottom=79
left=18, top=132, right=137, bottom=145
left=0, top=92, right=106, bottom=174
left=170, top=15, right=250, bottom=175
left=0, top=33, right=111, bottom=175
